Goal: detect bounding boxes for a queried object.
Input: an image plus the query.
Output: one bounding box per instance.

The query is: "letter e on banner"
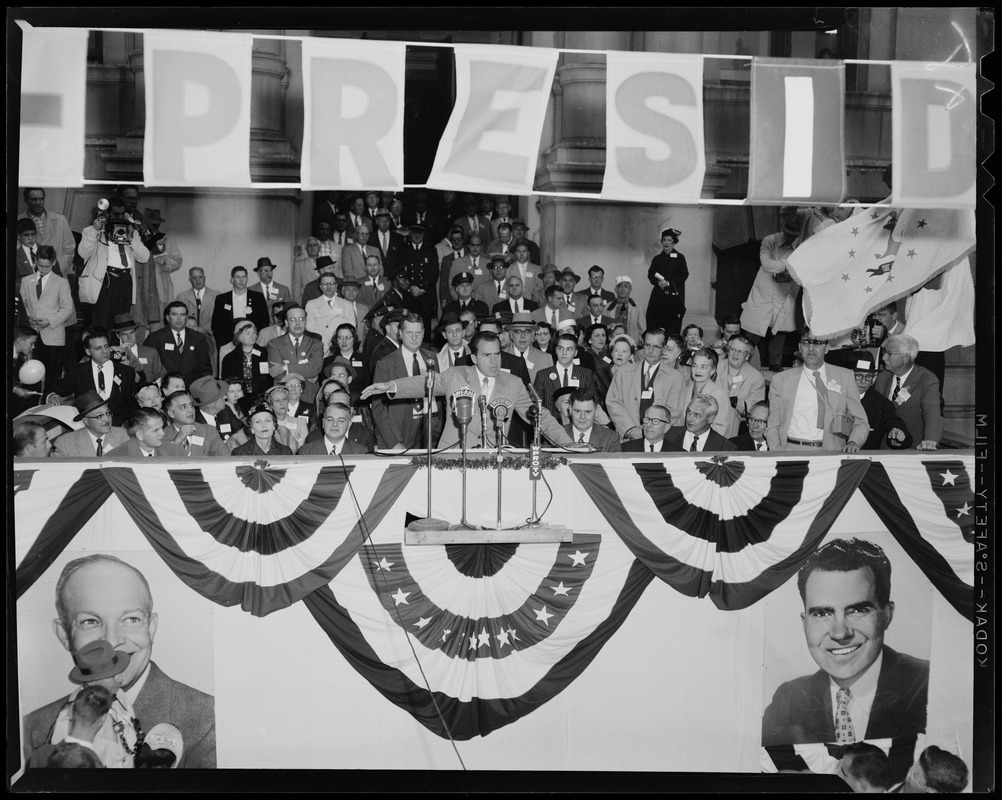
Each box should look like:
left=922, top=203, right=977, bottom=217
left=892, top=61, right=976, bottom=208
left=302, top=39, right=405, bottom=190
left=144, top=31, right=252, bottom=187
left=601, top=52, right=705, bottom=203
left=427, top=44, right=558, bottom=194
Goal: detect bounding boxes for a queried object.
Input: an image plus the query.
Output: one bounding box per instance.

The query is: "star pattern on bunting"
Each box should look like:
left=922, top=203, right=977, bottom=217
left=851, top=228, right=859, bottom=236
left=848, top=250, right=855, bottom=259
left=392, top=587, right=411, bottom=605
left=907, top=249, right=916, bottom=258
left=496, top=629, right=511, bottom=648
left=552, top=582, right=571, bottom=596
left=940, top=470, right=958, bottom=486
left=569, top=551, right=588, bottom=566
left=956, top=502, right=971, bottom=517
left=841, top=273, right=851, bottom=281
left=374, top=557, right=394, bottom=571
left=415, top=617, right=431, bottom=629
left=864, top=286, right=874, bottom=293
left=921, top=459, right=975, bottom=542
left=534, top=606, right=554, bottom=626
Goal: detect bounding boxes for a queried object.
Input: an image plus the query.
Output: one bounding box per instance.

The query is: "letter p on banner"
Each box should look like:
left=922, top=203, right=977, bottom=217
left=144, top=31, right=252, bottom=187
left=748, top=58, right=846, bottom=205
left=18, top=26, right=88, bottom=187
left=427, top=44, right=558, bottom=195
left=892, top=62, right=976, bottom=209
left=601, top=52, right=705, bottom=203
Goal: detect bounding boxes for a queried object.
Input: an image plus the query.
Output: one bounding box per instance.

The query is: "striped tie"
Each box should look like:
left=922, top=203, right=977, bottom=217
left=891, top=376, right=902, bottom=403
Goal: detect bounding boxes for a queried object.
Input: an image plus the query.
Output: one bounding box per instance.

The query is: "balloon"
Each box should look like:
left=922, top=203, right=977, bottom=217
left=19, top=359, right=46, bottom=384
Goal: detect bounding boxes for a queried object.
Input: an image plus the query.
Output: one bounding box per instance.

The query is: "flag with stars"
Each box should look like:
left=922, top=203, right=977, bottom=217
left=856, top=454, right=975, bottom=621
left=568, top=456, right=870, bottom=610
left=787, top=206, right=976, bottom=339
left=304, top=532, right=653, bottom=739
left=97, top=459, right=415, bottom=616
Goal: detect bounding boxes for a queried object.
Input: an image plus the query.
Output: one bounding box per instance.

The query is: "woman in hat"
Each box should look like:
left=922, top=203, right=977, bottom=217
left=606, top=276, right=644, bottom=343
left=646, top=228, right=688, bottom=335
left=231, top=402, right=293, bottom=456
left=683, top=347, right=735, bottom=438
left=261, top=385, right=307, bottom=454
left=323, top=323, right=370, bottom=399
left=220, top=320, right=272, bottom=399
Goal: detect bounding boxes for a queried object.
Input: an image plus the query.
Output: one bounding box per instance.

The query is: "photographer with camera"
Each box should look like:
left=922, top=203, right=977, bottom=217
left=77, top=196, right=150, bottom=332
left=141, top=208, right=183, bottom=324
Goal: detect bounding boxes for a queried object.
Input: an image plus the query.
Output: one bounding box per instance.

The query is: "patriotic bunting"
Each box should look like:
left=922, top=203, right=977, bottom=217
left=748, top=58, right=846, bottom=204
left=857, top=455, right=975, bottom=621
left=570, top=456, right=869, bottom=610
left=306, top=534, right=652, bottom=738
left=99, top=459, right=415, bottom=616
left=788, top=206, right=976, bottom=339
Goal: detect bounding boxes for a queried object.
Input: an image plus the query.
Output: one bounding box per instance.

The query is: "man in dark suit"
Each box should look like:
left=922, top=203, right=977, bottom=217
left=398, top=224, right=440, bottom=332
left=665, top=394, right=736, bottom=452
left=297, top=401, right=369, bottom=455
left=48, top=328, right=138, bottom=426
left=532, top=332, right=597, bottom=418
left=622, top=404, right=683, bottom=452
left=266, top=304, right=324, bottom=405
left=362, top=330, right=571, bottom=449
left=565, top=388, right=621, bottom=452
left=364, top=307, right=406, bottom=378
left=452, top=196, right=492, bottom=243
left=729, top=400, right=772, bottom=451
left=573, top=264, right=616, bottom=308
left=441, top=271, right=490, bottom=319
left=848, top=350, right=912, bottom=450
left=873, top=334, right=943, bottom=450
left=372, top=210, right=404, bottom=277
left=144, top=301, right=214, bottom=387
left=576, top=295, right=617, bottom=331
left=104, top=407, right=169, bottom=457
left=762, top=538, right=929, bottom=751
left=211, top=265, right=270, bottom=348
left=437, top=227, right=470, bottom=309
left=22, top=554, right=215, bottom=767
left=492, top=274, right=539, bottom=317
left=456, top=318, right=531, bottom=387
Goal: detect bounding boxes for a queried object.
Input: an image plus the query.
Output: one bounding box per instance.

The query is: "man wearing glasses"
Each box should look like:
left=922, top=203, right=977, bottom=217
left=606, top=327, right=686, bottom=441
left=765, top=332, right=868, bottom=452
left=51, top=391, right=128, bottom=457
left=874, top=334, right=941, bottom=450
left=715, top=334, right=766, bottom=439
left=47, top=328, right=138, bottom=426
left=621, top=405, right=681, bottom=452
left=729, top=401, right=771, bottom=451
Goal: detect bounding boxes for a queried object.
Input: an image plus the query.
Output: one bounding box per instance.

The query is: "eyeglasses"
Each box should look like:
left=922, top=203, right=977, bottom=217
left=641, top=416, right=669, bottom=425
left=748, top=417, right=769, bottom=426
left=800, top=339, right=828, bottom=346
left=85, top=411, right=112, bottom=420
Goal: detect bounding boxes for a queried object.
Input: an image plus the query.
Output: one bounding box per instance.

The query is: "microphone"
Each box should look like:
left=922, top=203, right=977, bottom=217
left=424, top=356, right=436, bottom=390
left=425, top=357, right=437, bottom=373
left=489, top=397, right=513, bottom=425
left=477, top=394, right=488, bottom=416
left=526, top=382, right=542, bottom=405
left=453, top=385, right=475, bottom=427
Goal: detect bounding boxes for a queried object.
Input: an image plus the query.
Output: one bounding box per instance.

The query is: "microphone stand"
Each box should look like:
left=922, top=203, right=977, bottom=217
left=406, top=358, right=449, bottom=532
left=526, top=385, right=544, bottom=527
left=489, top=400, right=512, bottom=530
left=451, top=388, right=476, bottom=530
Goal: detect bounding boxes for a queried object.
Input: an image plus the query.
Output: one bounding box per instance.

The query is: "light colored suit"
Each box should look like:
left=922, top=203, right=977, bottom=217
left=340, top=243, right=381, bottom=282
left=766, top=364, right=869, bottom=450
left=505, top=346, right=554, bottom=384
left=873, top=365, right=943, bottom=445
left=606, top=361, right=686, bottom=440
left=506, top=262, right=545, bottom=306
left=389, top=365, right=572, bottom=449
left=250, top=280, right=292, bottom=319
left=176, top=287, right=220, bottom=336
left=305, top=295, right=354, bottom=353
left=530, top=306, right=575, bottom=326
left=19, top=272, right=75, bottom=345
left=52, top=427, right=128, bottom=457
left=715, top=360, right=766, bottom=437
left=18, top=210, right=76, bottom=274
left=158, top=421, right=231, bottom=457
left=437, top=342, right=472, bottom=373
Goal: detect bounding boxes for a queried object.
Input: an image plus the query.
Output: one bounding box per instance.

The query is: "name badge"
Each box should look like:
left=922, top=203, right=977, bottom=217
left=526, top=271, right=534, bottom=278
left=572, top=358, right=580, bottom=365
left=220, top=423, right=232, bottom=433
left=351, top=360, right=363, bottom=367
left=669, top=252, right=678, bottom=258
left=164, top=343, right=175, bottom=351
left=732, top=374, right=744, bottom=383
left=252, top=348, right=262, bottom=356
left=352, top=414, right=362, bottom=423
left=501, top=367, right=511, bottom=374
left=113, top=375, right=122, bottom=385
left=224, top=304, right=232, bottom=310
left=259, top=363, right=269, bottom=374
left=473, top=269, right=482, bottom=275
left=189, top=435, right=205, bottom=447
left=298, top=358, right=310, bottom=365
left=139, top=357, right=148, bottom=364
left=641, top=389, right=653, bottom=399
left=895, top=387, right=912, bottom=405
left=826, top=380, right=842, bottom=393
left=568, top=378, right=580, bottom=388
left=284, top=420, right=299, bottom=431
left=189, top=346, right=195, bottom=351
left=602, top=356, right=612, bottom=364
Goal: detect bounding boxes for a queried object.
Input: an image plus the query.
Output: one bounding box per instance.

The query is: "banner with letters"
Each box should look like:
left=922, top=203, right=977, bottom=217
left=16, top=27, right=980, bottom=209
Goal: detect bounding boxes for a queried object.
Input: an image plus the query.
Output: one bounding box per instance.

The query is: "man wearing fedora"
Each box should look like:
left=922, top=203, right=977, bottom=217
left=51, top=391, right=129, bottom=457
left=301, top=254, right=338, bottom=308
left=110, top=313, right=164, bottom=385
left=144, top=301, right=214, bottom=387
left=504, top=312, right=554, bottom=384
left=510, top=219, right=541, bottom=266
left=22, top=554, right=216, bottom=768
left=435, top=312, right=472, bottom=372
left=211, top=265, right=270, bottom=350
left=249, top=257, right=292, bottom=321
left=190, top=376, right=246, bottom=447
left=473, top=254, right=512, bottom=310
left=47, top=328, right=138, bottom=426
left=104, top=407, right=168, bottom=458
left=850, top=349, right=912, bottom=450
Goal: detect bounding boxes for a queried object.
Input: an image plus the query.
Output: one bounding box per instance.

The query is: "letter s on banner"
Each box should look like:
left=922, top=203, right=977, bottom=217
left=144, top=31, right=252, bottom=187
left=601, top=52, right=705, bottom=203
left=427, top=44, right=558, bottom=194
left=892, top=61, right=976, bottom=209
left=301, top=38, right=405, bottom=190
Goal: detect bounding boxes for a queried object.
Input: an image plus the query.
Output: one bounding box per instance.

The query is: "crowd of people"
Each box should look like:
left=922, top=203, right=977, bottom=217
left=13, top=187, right=946, bottom=459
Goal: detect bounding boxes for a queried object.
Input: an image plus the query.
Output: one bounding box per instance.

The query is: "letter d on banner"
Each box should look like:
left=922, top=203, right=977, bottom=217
left=892, top=61, right=976, bottom=209
left=427, top=44, right=558, bottom=195
left=144, top=31, right=252, bottom=187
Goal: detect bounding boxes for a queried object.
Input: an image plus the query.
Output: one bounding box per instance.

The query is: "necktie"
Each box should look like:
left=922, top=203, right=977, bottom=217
left=175, top=333, right=183, bottom=349
left=182, top=436, right=190, bottom=455
left=293, top=337, right=300, bottom=352
left=483, top=376, right=489, bottom=396
left=578, top=432, right=585, bottom=443
left=118, top=243, right=129, bottom=267
left=497, top=281, right=503, bottom=295
left=550, top=310, right=557, bottom=326
left=413, top=352, right=421, bottom=378
left=195, top=295, right=202, bottom=318
left=757, top=441, right=767, bottom=452
left=460, top=302, right=467, bottom=310
left=891, top=376, right=902, bottom=402
left=812, top=370, right=828, bottom=429
left=95, top=437, right=104, bottom=457
left=30, top=249, right=36, bottom=267
left=690, top=434, right=699, bottom=452
left=649, top=442, right=655, bottom=452
left=36, top=277, right=42, bottom=299
left=562, top=368, right=569, bottom=388
left=835, top=687, right=856, bottom=744
left=98, top=368, right=106, bottom=393
left=451, top=351, right=458, bottom=366
left=329, top=443, right=338, bottom=456
left=328, top=298, right=334, bottom=309
left=382, top=233, right=388, bottom=251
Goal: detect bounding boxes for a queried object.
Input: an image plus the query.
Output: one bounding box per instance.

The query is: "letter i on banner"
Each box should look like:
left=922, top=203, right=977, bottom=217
left=601, top=52, right=705, bottom=203
left=18, top=26, right=89, bottom=187
left=747, top=58, right=845, bottom=205
left=891, top=61, right=976, bottom=209
left=427, top=44, right=558, bottom=195
left=143, top=30, right=252, bottom=187
left=301, top=38, right=405, bottom=191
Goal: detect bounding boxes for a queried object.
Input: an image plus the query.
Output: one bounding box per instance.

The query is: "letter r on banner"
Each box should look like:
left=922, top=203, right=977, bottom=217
left=144, top=31, right=252, bottom=187
left=601, top=52, right=705, bottom=203
left=891, top=62, right=976, bottom=208
left=427, top=45, right=558, bottom=194
left=301, top=39, right=405, bottom=190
